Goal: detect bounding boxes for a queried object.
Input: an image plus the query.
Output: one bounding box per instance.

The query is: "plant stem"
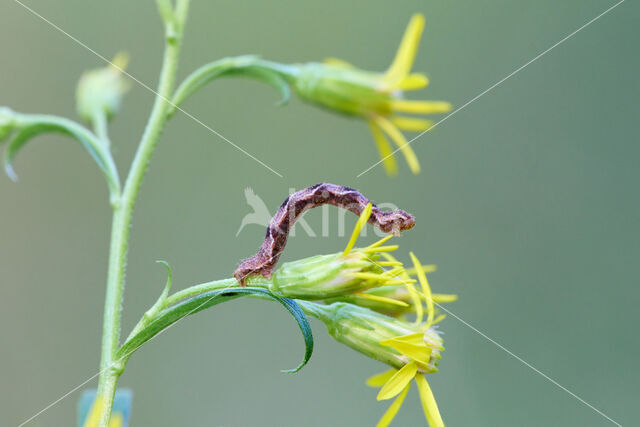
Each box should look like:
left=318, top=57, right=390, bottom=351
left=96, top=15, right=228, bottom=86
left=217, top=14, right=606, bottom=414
left=95, top=1, right=190, bottom=425
left=92, top=109, right=111, bottom=147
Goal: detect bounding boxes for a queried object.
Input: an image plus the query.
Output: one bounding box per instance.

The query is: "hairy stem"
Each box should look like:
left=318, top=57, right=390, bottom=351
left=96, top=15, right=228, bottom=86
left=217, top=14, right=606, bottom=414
left=95, top=1, right=190, bottom=425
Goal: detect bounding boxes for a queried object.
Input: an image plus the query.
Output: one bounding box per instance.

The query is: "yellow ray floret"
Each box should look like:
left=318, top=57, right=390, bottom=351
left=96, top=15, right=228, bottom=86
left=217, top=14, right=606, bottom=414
left=355, top=292, right=409, bottom=307
left=368, top=120, right=399, bottom=176
left=410, top=252, right=435, bottom=328
left=380, top=333, right=432, bottom=365
left=405, top=263, right=437, bottom=276
left=396, top=73, right=429, bottom=90
left=359, top=245, right=399, bottom=253
left=432, top=293, right=458, bottom=303
left=391, top=116, right=433, bottom=132
left=366, top=369, right=397, bottom=387
left=416, top=374, right=444, bottom=427
left=382, top=13, right=425, bottom=88
left=381, top=252, right=424, bottom=323
left=390, top=99, right=452, bottom=114
left=374, top=116, right=421, bottom=174
left=367, top=234, right=395, bottom=249
left=343, top=203, right=373, bottom=256
left=376, top=384, right=411, bottom=427
left=377, top=361, right=417, bottom=400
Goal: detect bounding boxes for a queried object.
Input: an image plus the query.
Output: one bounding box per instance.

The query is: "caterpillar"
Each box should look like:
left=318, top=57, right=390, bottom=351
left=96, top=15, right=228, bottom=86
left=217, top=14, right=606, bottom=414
left=234, top=183, right=415, bottom=286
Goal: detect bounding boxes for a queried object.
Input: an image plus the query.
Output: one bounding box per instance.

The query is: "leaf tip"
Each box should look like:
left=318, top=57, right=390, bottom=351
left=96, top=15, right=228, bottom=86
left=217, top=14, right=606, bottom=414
left=4, top=162, right=18, bottom=182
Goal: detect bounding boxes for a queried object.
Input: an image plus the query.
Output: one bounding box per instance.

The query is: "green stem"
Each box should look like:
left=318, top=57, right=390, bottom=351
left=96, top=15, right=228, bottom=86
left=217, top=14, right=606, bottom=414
left=95, top=1, right=190, bottom=425
left=92, top=109, right=110, bottom=147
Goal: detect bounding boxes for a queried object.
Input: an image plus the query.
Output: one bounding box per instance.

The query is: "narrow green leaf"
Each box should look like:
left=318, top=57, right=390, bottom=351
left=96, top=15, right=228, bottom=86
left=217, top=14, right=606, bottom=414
left=2, top=111, right=120, bottom=199
left=155, top=260, right=173, bottom=302
left=117, top=287, right=313, bottom=373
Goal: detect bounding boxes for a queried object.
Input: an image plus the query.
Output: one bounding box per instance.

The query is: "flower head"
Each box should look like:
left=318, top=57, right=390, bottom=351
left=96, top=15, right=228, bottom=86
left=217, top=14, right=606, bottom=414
left=287, top=206, right=456, bottom=426
left=290, top=14, right=451, bottom=175
left=304, top=297, right=447, bottom=427
left=269, top=203, right=417, bottom=301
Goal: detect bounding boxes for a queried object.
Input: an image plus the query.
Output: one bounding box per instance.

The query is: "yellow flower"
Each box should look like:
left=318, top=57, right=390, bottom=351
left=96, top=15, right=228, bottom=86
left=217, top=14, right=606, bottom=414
left=283, top=206, right=456, bottom=425
left=270, top=203, right=417, bottom=302
left=364, top=253, right=451, bottom=427
left=295, top=206, right=456, bottom=426
left=291, top=14, right=451, bottom=175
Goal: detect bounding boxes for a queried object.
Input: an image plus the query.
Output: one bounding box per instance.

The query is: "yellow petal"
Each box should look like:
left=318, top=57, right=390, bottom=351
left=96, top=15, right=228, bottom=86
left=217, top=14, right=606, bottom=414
left=366, top=369, right=397, bottom=387
left=415, top=374, right=445, bottom=427
left=396, top=73, right=429, bottom=90
left=410, top=252, right=435, bottom=328
left=343, top=203, right=372, bottom=256
left=405, top=282, right=424, bottom=325
left=382, top=13, right=425, bottom=87
left=375, top=116, right=420, bottom=174
left=376, top=383, right=411, bottom=427
left=377, top=361, right=417, bottom=400
left=391, top=116, right=433, bottom=132
left=346, top=272, right=386, bottom=282
left=324, top=57, right=354, bottom=68
left=367, top=234, right=394, bottom=249
left=381, top=332, right=424, bottom=346
left=368, top=120, right=398, bottom=176
left=432, top=293, right=458, bottom=303
left=390, top=100, right=452, bottom=114
left=405, top=264, right=437, bottom=276
left=359, top=245, right=399, bottom=253
left=433, top=314, right=446, bottom=324
left=381, top=340, right=431, bottom=365
left=384, top=279, right=417, bottom=285
left=356, top=292, right=410, bottom=307
left=380, top=253, right=401, bottom=264
left=377, top=261, right=403, bottom=267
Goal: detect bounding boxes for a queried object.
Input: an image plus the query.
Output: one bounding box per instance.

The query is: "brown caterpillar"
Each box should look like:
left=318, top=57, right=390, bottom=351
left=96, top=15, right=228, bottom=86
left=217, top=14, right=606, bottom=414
left=234, top=183, right=415, bottom=286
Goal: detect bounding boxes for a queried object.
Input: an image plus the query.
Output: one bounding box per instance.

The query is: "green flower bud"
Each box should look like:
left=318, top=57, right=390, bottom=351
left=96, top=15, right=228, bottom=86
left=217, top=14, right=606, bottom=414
left=305, top=302, right=442, bottom=372
left=292, top=62, right=391, bottom=117
left=76, top=52, right=130, bottom=123
left=269, top=251, right=386, bottom=300
left=0, top=107, right=16, bottom=141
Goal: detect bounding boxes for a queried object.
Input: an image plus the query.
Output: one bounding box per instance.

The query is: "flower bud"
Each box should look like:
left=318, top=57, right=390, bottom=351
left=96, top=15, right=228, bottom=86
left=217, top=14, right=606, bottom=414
left=76, top=52, right=130, bottom=122
left=292, top=63, right=390, bottom=117
left=269, top=251, right=385, bottom=300
left=307, top=301, right=442, bottom=372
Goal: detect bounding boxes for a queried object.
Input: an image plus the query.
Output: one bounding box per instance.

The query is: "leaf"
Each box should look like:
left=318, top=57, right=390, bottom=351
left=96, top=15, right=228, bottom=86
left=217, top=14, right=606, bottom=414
left=153, top=260, right=173, bottom=305
left=170, top=56, right=294, bottom=115
left=117, top=287, right=313, bottom=373
left=2, top=111, right=120, bottom=199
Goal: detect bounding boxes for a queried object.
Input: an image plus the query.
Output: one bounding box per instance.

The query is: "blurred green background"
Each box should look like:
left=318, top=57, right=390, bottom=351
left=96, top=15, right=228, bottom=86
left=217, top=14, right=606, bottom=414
left=1, top=0, right=638, bottom=425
